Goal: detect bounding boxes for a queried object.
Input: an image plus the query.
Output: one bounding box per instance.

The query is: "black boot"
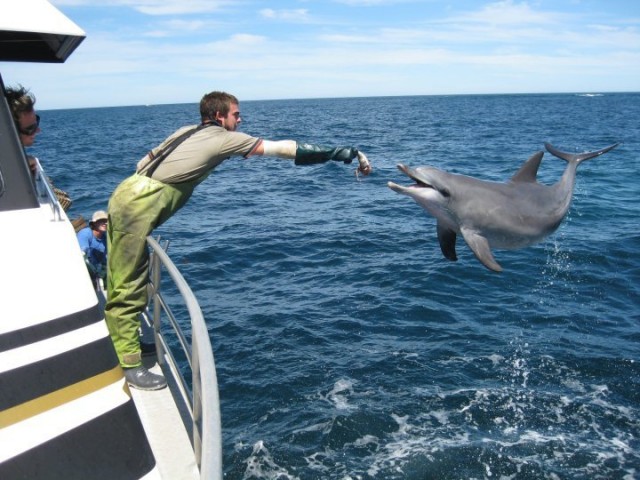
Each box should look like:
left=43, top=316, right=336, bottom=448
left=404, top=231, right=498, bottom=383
left=141, top=341, right=156, bottom=357
left=123, top=366, right=167, bottom=391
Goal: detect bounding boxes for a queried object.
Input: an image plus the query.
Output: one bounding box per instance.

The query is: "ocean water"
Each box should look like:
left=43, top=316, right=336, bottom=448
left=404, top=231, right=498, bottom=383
left=35, top=94, right=639, bottom=479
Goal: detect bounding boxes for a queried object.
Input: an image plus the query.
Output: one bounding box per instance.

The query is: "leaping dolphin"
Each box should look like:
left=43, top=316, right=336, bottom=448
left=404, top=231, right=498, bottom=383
left=388, top=142, right=619, bottom=272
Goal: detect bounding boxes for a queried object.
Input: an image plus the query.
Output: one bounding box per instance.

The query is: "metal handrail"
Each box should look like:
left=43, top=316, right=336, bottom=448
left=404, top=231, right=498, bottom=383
left=146, top=236, right=222, bottom=480
left=32, top=157, right=63, bottom=221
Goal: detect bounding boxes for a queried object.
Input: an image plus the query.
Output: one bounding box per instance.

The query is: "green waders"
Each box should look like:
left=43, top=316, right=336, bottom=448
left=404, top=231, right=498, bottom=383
left=105, top=174, right=199, bottom=367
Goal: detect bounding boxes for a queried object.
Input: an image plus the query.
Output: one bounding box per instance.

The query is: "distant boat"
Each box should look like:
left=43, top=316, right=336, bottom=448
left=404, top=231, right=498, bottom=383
left=577, top=93, right=604, bottom=97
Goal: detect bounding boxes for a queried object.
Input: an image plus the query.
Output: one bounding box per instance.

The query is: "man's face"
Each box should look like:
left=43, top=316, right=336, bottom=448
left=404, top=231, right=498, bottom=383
left=216, top=103, right=241, bottom=131
left=93, top=219, right=108, bottom=237
left=18, top=110, right=40, bottom=147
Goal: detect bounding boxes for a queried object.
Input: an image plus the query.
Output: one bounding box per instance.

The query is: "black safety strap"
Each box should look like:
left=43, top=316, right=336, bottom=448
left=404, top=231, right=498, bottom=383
left=139, top=122, right=214, bottom=178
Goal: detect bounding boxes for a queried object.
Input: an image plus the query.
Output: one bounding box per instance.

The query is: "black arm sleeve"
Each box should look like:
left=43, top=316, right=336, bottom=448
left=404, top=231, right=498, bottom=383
left=294, top=143, right=359, bottom=165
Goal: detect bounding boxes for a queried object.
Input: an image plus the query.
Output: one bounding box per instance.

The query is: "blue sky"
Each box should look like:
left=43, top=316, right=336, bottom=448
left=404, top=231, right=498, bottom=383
left=3, top=0, right=639, bottom=109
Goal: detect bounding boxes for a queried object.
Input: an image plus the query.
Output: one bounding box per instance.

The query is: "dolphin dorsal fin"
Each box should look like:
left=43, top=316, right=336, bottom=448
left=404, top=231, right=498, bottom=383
left=510, top=151, right=544, bottom=183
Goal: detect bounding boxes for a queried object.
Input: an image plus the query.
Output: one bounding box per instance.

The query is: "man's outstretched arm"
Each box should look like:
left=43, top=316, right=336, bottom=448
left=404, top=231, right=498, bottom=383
left=258, top=140, right=372, bottom=175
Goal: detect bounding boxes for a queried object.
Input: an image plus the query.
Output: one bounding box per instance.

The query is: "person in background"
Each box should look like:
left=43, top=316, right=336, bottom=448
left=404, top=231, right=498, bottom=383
left=5, top=84, right=40, bottom=148
left=77, top=210, right=108, bottom=289
left=5, top=84, right=73, bottom=211
left=106, top=90, right=372, bottom=391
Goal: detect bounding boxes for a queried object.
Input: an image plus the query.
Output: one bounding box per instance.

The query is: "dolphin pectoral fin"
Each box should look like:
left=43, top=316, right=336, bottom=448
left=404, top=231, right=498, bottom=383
left=437, top=223, right=458, bottom=261
left=460, top=228, right=503, bottom=272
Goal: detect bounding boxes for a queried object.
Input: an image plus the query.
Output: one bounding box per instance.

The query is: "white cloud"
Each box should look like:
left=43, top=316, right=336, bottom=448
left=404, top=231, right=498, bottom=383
left=53, top=0, right=231, bottom=15
left=132, top=1, right=225, bottom=16
left=333, top=0, right=417, bottom=6
left=260, top=8, right=310, bottom=22
left=453, top=1, right=561, bottom=26
left=216, top=33, right=267, bottom=50
left=143, top=19, right=209, bottom=37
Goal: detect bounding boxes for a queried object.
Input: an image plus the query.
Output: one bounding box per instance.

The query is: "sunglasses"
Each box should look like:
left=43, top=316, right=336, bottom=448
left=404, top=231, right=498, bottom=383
left=19, top=114, right=40, bottom=135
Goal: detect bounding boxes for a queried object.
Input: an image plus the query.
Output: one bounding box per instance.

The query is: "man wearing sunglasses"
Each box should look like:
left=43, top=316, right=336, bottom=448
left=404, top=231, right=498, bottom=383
left=5, top=85, right=73, bottom=211
left=106, top=90, right=373, bottom=390
left=5, top=85, right=41, bottom=147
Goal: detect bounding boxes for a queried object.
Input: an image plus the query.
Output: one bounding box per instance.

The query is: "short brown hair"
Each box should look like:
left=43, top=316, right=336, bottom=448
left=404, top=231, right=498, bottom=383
left=200, top=91, right=239, bottom=122
left=5, top=85, right=36, bottom=123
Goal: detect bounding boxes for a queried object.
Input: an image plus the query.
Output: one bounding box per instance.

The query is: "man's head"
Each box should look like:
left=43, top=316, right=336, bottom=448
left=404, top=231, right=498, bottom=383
left=5, top=85, right=40, bottom=147
left=89, top=210, right=108, bottom=237
left=200, top=91, right=241, bottom=131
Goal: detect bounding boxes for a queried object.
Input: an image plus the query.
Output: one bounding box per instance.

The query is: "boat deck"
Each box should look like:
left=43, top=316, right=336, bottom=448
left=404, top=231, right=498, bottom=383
left=98, top=291, right=199, bottom=480
left=130, top=357, right=199, bottom=480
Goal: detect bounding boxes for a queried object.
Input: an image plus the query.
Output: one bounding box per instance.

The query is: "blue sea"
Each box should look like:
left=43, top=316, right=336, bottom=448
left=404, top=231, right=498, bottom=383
left=35, top=94, right=639, bottom=479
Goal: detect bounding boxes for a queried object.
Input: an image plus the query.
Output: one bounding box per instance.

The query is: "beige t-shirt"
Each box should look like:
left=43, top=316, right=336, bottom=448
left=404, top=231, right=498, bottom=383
left=137, top=124, right=262, bottom=184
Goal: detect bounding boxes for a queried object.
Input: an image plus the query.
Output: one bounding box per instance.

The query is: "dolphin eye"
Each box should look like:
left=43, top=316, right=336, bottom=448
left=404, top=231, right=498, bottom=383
left=440, top=188, right=451, bottom=198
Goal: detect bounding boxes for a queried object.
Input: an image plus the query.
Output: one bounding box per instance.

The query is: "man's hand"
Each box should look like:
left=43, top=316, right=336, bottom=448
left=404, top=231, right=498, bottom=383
left=356, top=151, right=372, bottom=176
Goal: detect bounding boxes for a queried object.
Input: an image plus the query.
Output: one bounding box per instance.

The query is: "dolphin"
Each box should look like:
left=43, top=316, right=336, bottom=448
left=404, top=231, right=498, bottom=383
left=387, top=142, right=619, bottom=272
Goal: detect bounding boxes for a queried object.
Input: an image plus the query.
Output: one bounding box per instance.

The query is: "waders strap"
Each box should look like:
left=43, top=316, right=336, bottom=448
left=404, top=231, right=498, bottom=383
left=139, top=123, right=213, bottom=178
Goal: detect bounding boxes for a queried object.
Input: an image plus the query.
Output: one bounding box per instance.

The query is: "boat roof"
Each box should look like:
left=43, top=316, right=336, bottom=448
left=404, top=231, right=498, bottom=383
left=0, top=0, right=85, bottom=63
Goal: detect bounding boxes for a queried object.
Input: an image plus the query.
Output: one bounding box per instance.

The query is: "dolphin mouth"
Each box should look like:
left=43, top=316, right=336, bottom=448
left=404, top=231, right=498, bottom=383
left=388, top=164, right=434, bottom=191
left=398, top=164, right=434, bottom=188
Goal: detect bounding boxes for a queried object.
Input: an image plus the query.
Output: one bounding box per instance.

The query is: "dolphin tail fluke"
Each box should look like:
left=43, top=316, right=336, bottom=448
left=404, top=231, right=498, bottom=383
left=544, top=142, right=620, bottom=165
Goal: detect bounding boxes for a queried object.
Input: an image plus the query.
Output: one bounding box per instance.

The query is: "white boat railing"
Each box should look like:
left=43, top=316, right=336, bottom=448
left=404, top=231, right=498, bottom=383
left=146, top=236, right=222, bottom=480
left=32, top=157, right=63, bottom=221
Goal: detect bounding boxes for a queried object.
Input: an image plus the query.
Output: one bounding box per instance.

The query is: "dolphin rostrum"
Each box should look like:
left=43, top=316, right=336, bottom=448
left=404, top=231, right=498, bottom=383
left=388, top=142, right=619, bottom=272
